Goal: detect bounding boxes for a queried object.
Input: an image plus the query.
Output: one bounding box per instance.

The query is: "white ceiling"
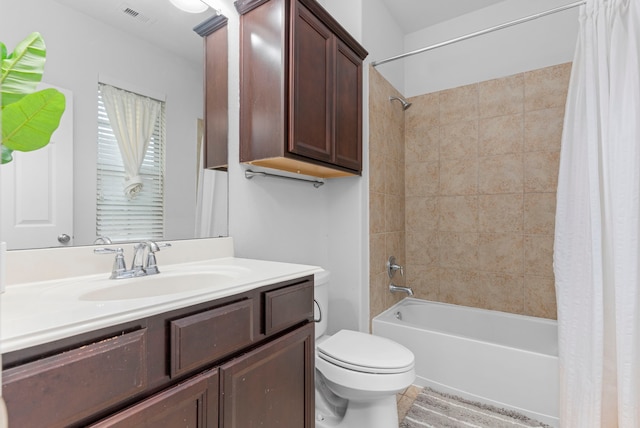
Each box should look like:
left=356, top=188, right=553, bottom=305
left=53, top=0, right=508, bottom=65
left=54, top=0, right=216, bottom=65
left=379, top=0, right=507, bottom=34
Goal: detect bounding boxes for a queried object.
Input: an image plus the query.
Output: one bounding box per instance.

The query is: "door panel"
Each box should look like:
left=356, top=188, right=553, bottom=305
left=1, top=84, right=73, bottom=249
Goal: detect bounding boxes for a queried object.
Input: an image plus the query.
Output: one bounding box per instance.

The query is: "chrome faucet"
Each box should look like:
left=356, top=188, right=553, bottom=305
left=131, top=241, right=171, bottom=276
left=389, top=283, right=414, bottom=296
left=94, top=241, right=171, bottom=279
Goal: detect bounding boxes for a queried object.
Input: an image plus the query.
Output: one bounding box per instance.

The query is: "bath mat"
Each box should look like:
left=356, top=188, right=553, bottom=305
left=400, top=387, right=551, bottom=428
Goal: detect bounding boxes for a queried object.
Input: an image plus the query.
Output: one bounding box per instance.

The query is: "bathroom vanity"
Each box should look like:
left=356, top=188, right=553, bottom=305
left=1, top=241, right=319, bottom=427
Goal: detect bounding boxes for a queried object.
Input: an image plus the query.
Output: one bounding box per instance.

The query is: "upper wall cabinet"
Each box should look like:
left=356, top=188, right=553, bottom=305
left=235, top=0, right=368, bottom=178
left=195, top=14, right=229, bottom=170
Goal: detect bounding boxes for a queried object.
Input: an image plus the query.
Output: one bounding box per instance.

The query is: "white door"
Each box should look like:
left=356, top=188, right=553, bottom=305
left=1, top=85, right=74, bottom=250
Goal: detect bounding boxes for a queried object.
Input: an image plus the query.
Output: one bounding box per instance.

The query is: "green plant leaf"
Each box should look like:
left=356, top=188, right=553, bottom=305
left=0, top=32, right=46, bottom=106
left=2, top=88, right=66, bottom=152
left=1, top=146, right=14, bottom=164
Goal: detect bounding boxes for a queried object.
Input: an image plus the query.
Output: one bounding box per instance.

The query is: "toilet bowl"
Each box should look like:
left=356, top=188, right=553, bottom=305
left=314, top=271, right=415, bottom=428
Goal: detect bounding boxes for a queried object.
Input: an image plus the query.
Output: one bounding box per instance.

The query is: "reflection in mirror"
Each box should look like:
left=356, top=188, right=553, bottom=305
left=0, top=0, right=228, bottom=250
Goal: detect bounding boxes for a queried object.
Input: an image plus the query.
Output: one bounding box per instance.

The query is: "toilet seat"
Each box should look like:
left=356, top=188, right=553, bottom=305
left=317, top=330, right=414, bottom=374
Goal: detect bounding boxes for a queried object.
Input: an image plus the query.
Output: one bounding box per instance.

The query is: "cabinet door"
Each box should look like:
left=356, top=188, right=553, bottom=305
left=204, top=22, right=228, bottom=170
left=89, top=368, right=219, bottom=428
left=334, top=38, right=362, bottom=172
left=290, top=1, right=333, bottom=163
left=220, top=323, right=314, bottom=428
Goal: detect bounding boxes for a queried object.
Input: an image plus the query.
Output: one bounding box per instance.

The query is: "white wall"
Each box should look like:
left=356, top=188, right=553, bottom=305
left=362, top=0, right=406, bottom=94
left=403, top=0, right=580, bottom=96
left=1, top=0, right=203, bottom=246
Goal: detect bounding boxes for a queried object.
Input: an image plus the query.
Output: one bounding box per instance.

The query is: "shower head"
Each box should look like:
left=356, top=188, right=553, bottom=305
left=389, top=95, right=412, bottom=110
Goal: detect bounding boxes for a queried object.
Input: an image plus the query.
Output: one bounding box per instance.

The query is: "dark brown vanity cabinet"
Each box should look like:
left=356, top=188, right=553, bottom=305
left=236, top=0, right=368, bottom=178
left=2, top=276, right=315, bottom=428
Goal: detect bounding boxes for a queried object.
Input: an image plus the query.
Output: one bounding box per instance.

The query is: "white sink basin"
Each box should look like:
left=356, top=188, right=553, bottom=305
left=79, top=271, right=239, bottom=301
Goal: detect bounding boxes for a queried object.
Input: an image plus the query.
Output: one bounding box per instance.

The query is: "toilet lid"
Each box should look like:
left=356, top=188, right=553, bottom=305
left=317, top=330, right=414, bottom=374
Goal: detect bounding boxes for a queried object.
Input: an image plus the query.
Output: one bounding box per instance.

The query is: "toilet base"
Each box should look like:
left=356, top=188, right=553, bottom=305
left=315, top=395, right=398, bottom=428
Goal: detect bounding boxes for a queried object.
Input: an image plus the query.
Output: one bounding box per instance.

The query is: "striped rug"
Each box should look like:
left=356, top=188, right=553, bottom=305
left=400, top=387, right=551, bottom=428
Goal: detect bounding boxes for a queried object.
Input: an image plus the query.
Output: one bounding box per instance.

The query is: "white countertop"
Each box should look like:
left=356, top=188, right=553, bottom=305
left=1, top=257, right=322, bottom=354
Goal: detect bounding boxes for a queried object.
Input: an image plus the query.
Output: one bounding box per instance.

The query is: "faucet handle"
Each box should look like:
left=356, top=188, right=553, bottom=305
left=386, top=256, right=404, bottom=278
left=94, top=247, right=127, bottom=279
left=144, top=242, right=171, bottom=275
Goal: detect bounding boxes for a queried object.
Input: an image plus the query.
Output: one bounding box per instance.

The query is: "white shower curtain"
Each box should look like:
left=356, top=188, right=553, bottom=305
left=554, top=0, right=640, bottom=426
left=101, top=84, right=161, bottom=199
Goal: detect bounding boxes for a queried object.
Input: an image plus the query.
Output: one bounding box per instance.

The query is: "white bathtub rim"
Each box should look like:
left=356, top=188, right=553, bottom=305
left=374, top=298, right=558, bottom=358
left=412, top=377, right=559, bottom=428
left=378, top=297, right=557, bottom=326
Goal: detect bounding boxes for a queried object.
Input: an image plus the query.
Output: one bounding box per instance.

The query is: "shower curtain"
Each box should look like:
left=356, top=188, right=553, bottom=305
left=554, top=0, right=640, bottom=426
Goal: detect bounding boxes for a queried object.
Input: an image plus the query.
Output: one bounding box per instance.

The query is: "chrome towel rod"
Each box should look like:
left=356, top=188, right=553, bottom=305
left=245, top=169, right=325, bottom=188
left=371, top=0, right=585, bottom=67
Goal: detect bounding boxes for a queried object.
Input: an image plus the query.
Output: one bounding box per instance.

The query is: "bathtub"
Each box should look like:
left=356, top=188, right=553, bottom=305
left=372, top=298, right=559, bottom=427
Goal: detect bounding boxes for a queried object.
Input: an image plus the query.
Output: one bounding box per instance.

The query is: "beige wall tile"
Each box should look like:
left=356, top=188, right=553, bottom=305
left=524, top=62, right=572, bottom=111
left=440, top=83, right=479, bottom=124
left=406, top=230, right=439, bottom=266
left=371, top=62, right=568, bottom=322
left=439, top=232, right=479, bottom=270
left=386, top=158, right=405, bottom=196
left=406, top=125, right=439, bottom=164
left=524, top=275, right=557, bottom=319
left=440, top=119, right=478, bottom=160
left=439, top=268, right=482, bottom=307
left=370, top=192, right=385, bottom=234
left=524, top=151, right=560, bottom=192
left=479, top=73, right=524, bottom=118
left=406, top=265, right=439, bottom=301
left=478, top=194, right=523, bottom=233
left=386, top=194, right=405, bottom=232
left=476, top=272, right=524, bottom=314
left=524, top=193, right=556, bottom=235
left=524, top=235, right=554, bottom=276
left=440, top=158, right=478, bottom=195
left=478, top=153, right=524, bottom=194
left=405, top=162, right=439, bottom=196
left=479, top=114, right=523, bottom=156
left=406, top=196, right=438, bottom=232
left=438, top=195, right=478, bottom=232
left=370, top=271, right=388, bottom=321
left=478, top=233, right=524, bottom=274
left=370, top=233, right=386, bottom=277
left=388, top=124, right=405, bottom=162
left=406, top=92, right=440, bottom=129
left=524, top=107, right=564, bottom=153
left=369, top=152, right=385, bottom=194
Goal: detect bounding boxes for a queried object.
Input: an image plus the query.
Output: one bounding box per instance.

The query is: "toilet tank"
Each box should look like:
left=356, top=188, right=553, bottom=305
left=314, top=270, right=330, bottom=339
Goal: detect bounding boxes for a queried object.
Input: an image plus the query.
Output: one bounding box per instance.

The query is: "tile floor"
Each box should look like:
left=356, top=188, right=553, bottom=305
left=397, top=385, right=422, bottom=422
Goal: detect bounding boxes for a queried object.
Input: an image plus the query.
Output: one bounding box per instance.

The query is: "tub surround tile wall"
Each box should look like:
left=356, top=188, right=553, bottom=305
left=369, top=63, right=570, bottom=323
left=369, top=67, right=407, bottom=322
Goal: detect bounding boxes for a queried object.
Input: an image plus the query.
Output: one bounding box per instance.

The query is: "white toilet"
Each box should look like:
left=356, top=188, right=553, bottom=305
left=314, top=270, right=415, bottom=428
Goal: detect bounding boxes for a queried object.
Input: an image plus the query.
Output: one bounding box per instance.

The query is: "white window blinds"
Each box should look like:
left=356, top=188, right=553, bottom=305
left=96, top=84, right=166, bottom=242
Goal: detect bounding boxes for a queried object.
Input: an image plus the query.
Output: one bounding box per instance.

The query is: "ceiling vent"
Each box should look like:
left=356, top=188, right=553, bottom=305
left=119, top=3, right=156, bottom=25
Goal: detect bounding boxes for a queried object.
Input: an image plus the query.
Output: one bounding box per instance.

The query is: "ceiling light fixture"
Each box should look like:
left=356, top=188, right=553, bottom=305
left=168, top=0, right=208, bottom=13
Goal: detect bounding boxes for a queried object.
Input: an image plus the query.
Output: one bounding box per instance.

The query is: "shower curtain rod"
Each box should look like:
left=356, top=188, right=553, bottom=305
left=371, top=0, right=585, bottom=67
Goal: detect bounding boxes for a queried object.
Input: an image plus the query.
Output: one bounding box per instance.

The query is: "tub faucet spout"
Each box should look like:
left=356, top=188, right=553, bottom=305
left=389, top=283, right=414, bottom=296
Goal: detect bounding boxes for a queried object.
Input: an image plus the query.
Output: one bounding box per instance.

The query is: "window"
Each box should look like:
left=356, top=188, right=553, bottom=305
left=96, top=84, right=166, bottom=242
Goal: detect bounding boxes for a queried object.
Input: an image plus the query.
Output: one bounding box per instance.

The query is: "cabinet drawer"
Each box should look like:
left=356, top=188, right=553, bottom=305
left=170, top=299, right=254, bottom=377
left=264, top=280, right=314, bottom=335
left=3, top=329, right=147, bottom=428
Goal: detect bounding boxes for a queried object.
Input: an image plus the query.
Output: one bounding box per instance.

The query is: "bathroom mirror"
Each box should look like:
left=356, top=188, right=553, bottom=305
left=0, top=0, right=228, bottom=250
